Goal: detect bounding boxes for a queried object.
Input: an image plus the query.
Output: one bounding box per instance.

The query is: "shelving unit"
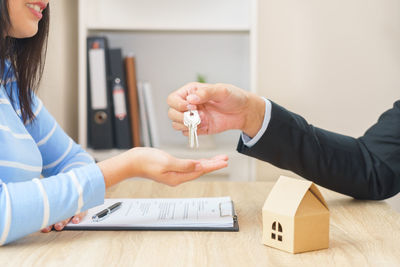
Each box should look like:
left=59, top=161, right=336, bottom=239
left=78, top=0, right=258, bottom=181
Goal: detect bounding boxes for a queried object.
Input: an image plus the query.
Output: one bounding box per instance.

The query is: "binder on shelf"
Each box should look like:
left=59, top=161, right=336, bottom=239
left=124, top=55, right=141, bottom=147
left=108, top=48, right=132, bottom=149
left=137, top=82, right=151, bottom=147
left=87, top=36, right=114, bottom=149
left=142, top=82, right=160, bottom=148
left=65, top=197, right=239, bottom=232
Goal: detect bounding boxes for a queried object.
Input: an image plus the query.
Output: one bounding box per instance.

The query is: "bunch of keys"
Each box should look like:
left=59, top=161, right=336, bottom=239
left=184, top=110, right=201, bottom=148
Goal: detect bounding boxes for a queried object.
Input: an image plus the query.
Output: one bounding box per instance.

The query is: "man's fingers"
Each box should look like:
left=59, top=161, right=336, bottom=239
left=172, top=122, right=187, bottom=131
left=187, top=84, right=230, bottom=105
left=186, top=104, right=197, bottom=111
left=168, top=108, right=184, bottom=123
left=168, top=82, right=218, bottom=111
left=167, top=89, right=190, bottom=112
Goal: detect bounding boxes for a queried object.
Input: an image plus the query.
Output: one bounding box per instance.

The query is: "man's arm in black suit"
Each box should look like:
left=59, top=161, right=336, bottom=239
left=237, top=100, right=400, bottom=200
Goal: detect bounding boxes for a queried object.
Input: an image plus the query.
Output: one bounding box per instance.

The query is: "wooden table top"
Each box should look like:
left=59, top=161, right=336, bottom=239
left=1, top=180, right=399, bottom=267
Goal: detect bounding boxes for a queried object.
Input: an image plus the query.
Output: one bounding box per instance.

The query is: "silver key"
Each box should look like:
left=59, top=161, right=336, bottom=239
left=183, top=111, right=193, bottom=147
left=184, top=110, right=201, bottom=148
left=184, top=110, right=199, bottom=148
left=190, top=111, right=201, bottom=148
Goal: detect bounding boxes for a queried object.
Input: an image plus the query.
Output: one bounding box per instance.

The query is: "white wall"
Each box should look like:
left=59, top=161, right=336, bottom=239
left=256, top=0, right=400, bottom=210
left=37, top=0, right=400, bottom=211
left=39, top=0, right=78, bottom=140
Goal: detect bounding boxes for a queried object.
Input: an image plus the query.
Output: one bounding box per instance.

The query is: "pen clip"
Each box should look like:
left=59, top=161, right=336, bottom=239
left=92, top=202, right=122, bottom=222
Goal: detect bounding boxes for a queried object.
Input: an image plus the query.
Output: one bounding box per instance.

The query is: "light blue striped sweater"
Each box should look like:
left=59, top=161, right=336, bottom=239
left=0, top=62, right=105, bottom=245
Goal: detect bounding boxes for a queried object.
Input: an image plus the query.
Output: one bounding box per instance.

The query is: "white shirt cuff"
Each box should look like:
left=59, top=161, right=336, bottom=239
left=241, top=98, right=272, bottom=148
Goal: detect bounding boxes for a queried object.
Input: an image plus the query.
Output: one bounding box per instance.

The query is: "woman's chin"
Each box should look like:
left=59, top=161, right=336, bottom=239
left=8, top=24, right=38, bottom=38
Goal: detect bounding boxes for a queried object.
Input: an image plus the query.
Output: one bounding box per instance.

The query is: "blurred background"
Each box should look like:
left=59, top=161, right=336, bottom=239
left=38, top=0, right=400, bottom=210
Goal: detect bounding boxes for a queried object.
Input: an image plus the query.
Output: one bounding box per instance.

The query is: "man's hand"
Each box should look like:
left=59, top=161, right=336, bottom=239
left=167, top=82, right=265, bottom=138
left=41, top=211, right=87, bottom=233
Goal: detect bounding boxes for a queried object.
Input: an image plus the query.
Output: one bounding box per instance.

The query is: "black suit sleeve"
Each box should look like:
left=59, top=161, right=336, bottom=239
left=237, top=100, right=400, bottom=200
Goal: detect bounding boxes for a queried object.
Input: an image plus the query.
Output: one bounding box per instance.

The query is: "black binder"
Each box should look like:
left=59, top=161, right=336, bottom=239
left=87, top=37, right=114, bottom=149
left=108, top=49, right=132, bottom=149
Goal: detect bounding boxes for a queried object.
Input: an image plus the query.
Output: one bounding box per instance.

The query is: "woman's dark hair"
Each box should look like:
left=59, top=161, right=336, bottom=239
left=0, top=0, right=50, bottom=123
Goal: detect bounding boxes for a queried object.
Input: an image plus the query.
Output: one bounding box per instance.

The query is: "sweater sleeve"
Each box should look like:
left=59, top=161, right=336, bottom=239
left=0, top=94, right=105, bottom=246
left=237, top=100, right=400, bottom=200
left=0, top=164, right=105, bottom=245
left=24, top=95, right=96, bottom=176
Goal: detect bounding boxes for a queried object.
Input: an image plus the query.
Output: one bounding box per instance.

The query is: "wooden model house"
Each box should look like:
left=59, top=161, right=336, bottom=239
left=262, top=176, right=330, bottom=253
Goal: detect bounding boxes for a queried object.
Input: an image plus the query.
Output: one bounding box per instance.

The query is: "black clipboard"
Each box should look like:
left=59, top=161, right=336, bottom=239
left=64, top=199, right=239, bottom=232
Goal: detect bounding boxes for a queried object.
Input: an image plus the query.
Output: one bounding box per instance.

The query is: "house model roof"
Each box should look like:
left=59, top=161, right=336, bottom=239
left=263, top=176, right=329, bottom=217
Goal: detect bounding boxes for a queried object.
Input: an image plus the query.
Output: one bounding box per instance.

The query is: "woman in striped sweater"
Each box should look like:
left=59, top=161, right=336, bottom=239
left=0, top=0, right=228, bottom=245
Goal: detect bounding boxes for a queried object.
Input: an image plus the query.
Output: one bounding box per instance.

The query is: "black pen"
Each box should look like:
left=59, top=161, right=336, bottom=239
left=92, top=202, right=122, bottom=222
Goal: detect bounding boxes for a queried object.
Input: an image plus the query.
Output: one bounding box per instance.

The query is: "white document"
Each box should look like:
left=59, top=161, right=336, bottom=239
left=66, top=197, right=235, bottom=229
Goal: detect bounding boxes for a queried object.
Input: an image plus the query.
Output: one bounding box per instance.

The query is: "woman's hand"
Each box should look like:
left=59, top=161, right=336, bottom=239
left=167, top=82, right=265, bottom=138
left=97, top=147, right=229, bottom=188
left=41, top=211, right=87, bottom=233
left=131, top=147, right=228, bottom=186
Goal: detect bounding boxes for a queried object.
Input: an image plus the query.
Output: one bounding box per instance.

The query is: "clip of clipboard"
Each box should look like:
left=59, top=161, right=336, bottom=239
left=219, top=201, right=238, bottom=224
